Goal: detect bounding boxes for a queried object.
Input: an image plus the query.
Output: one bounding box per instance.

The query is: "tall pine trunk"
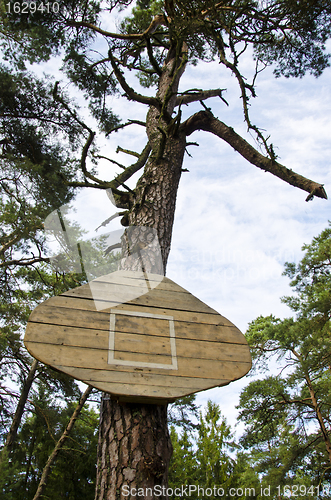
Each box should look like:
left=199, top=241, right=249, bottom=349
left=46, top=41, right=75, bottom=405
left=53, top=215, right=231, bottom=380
left=95, top=45, right=187, bottom=499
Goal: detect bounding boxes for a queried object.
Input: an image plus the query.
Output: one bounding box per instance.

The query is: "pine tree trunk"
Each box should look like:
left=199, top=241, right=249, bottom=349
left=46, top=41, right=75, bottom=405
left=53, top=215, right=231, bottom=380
left=95, top=399, right=172, bottom=500
left=95, top=44, right=187, bottom=499
left=305, top=371, right=331, bottom=464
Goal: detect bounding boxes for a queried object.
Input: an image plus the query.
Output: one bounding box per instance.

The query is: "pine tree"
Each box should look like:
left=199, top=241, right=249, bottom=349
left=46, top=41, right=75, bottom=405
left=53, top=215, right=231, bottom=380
left=1, top=1, right=331, bottom=497
left=238, top=224, right=331, bottom=493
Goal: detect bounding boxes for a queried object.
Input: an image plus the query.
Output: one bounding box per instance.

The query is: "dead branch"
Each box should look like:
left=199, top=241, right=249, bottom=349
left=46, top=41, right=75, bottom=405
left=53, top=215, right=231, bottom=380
left=183, top=110, right=327, bottom=201
left=106, top=119, right=146, bottom=136
left=176, top=88, right=228, bottom=106
left=116, top=146, right=141, bottom=158
left=110, top=143, right=151, bottom=192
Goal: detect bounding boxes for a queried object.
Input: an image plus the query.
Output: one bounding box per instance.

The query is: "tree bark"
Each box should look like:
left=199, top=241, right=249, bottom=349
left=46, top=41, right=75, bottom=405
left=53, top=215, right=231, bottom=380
left=95, top=399, right=172, bottom=500
left=95, top=44, right=187, bottom=500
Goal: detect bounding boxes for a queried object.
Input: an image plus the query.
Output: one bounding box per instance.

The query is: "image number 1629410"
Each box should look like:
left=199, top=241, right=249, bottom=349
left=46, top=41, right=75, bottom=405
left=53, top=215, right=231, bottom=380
left=6, top=2, right=60, bottom=14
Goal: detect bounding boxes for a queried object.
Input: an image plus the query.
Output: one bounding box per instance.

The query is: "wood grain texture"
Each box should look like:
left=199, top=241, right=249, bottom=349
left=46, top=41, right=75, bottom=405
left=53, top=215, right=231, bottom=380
left=24, top=271, right=251, bottom=402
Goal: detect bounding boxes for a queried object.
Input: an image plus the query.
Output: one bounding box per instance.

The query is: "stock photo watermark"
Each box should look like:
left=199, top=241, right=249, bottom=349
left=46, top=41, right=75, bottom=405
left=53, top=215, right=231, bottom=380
left=122, top=483, right=331, bottom=498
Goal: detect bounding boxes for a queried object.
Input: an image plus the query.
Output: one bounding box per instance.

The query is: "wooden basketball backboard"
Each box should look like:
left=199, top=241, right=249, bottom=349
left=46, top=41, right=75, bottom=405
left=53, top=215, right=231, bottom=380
left=24, top=271, right=251, bottom=403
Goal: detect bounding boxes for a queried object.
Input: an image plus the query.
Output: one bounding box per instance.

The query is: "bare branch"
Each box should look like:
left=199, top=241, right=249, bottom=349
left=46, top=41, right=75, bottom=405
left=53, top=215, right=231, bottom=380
left=67, top=145, right=150, bottom=195
left=52, top=82, right=102, bottom=185
left=81, top=131, right=97, bottom=181
left=52, top=82, right=92, bottom=134
left=110, top=143, right=151, bottom=191
left=183, top=110, right=327, bottom=201
left=108, top=51, right=160, bottom=107
left=105, top=243, right=122, bottom=255
left=67, top=15, right=166, bottom=41
left=116, top=146, right=141, bottom=158
left=106, top=119, right=146, bottom=136
left=0, top=256, right=49, bottom=268
left=145, top=36, right=162, bottom=76
left=176, top=88, right=228, bottom=107
left=94, top=155, right=126, bottom=169
left=95, top=212, right=124, bottom=232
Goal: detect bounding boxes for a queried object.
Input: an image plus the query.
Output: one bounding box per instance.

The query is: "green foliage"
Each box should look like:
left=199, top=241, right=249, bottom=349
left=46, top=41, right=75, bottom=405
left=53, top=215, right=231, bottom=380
left=168, top=394, right=200, bottom=432
left=169, top=400, right=242, bottom=499
left=2, top=1, right=330, bottom=100
left=282, top=222, right=331, bottom=318
left=196, top=401, right=237, bottom=490
left=0, top=0, right=100, bottom=68
left=1, top=384, right=98, bottom=499
left=169, top=427, right=199, bottom=492
left=253, top=1, right=331, bottom=78
left=121, top=0, right=164, bottom=34
left=0, top=64, right=81, bottom=205
left=237, top=224, right=331, bottom=492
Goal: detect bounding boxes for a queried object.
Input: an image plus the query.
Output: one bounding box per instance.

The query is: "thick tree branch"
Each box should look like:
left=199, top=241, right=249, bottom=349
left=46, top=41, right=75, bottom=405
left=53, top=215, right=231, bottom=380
left=176, top=88, right=228, bottom=106
left=145, top=36, right=162, bottom=76
left=109, top=143, right=151, bottom=192
left=108, top=51, right=160, bottom=107
left=183, top=110, right=327, bottom=201
left=67, top=15, right=166, bottom=41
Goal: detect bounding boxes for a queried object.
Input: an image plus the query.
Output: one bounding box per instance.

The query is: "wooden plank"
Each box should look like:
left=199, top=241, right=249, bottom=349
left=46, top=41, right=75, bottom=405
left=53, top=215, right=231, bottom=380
left=25, top=327, right=250, bottom=363
left=57, top=365, right=228, bottom=390
left=114, top=314, right=244, bottom=343
left=28, top=304, right=109, bottom=330
left=25, top=341, right=251, bottom=380
left=25, top=324, right=109, bottom=349
left=28, top=300, right=237, bottom=334
left=114, top=332, right=172, bottom=357
left=84, top=381, right=198, bottom=400
left=25, top=314, right=247, bottom=349
left=52, top=365, right=231, bottom=400
left=114, top=334, right=251, bottom=363
left=93, top=272, right=189, bottom=294
left=63, top=281, right=219, bottom=315
left=39, top=291, right=235, bottom=325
